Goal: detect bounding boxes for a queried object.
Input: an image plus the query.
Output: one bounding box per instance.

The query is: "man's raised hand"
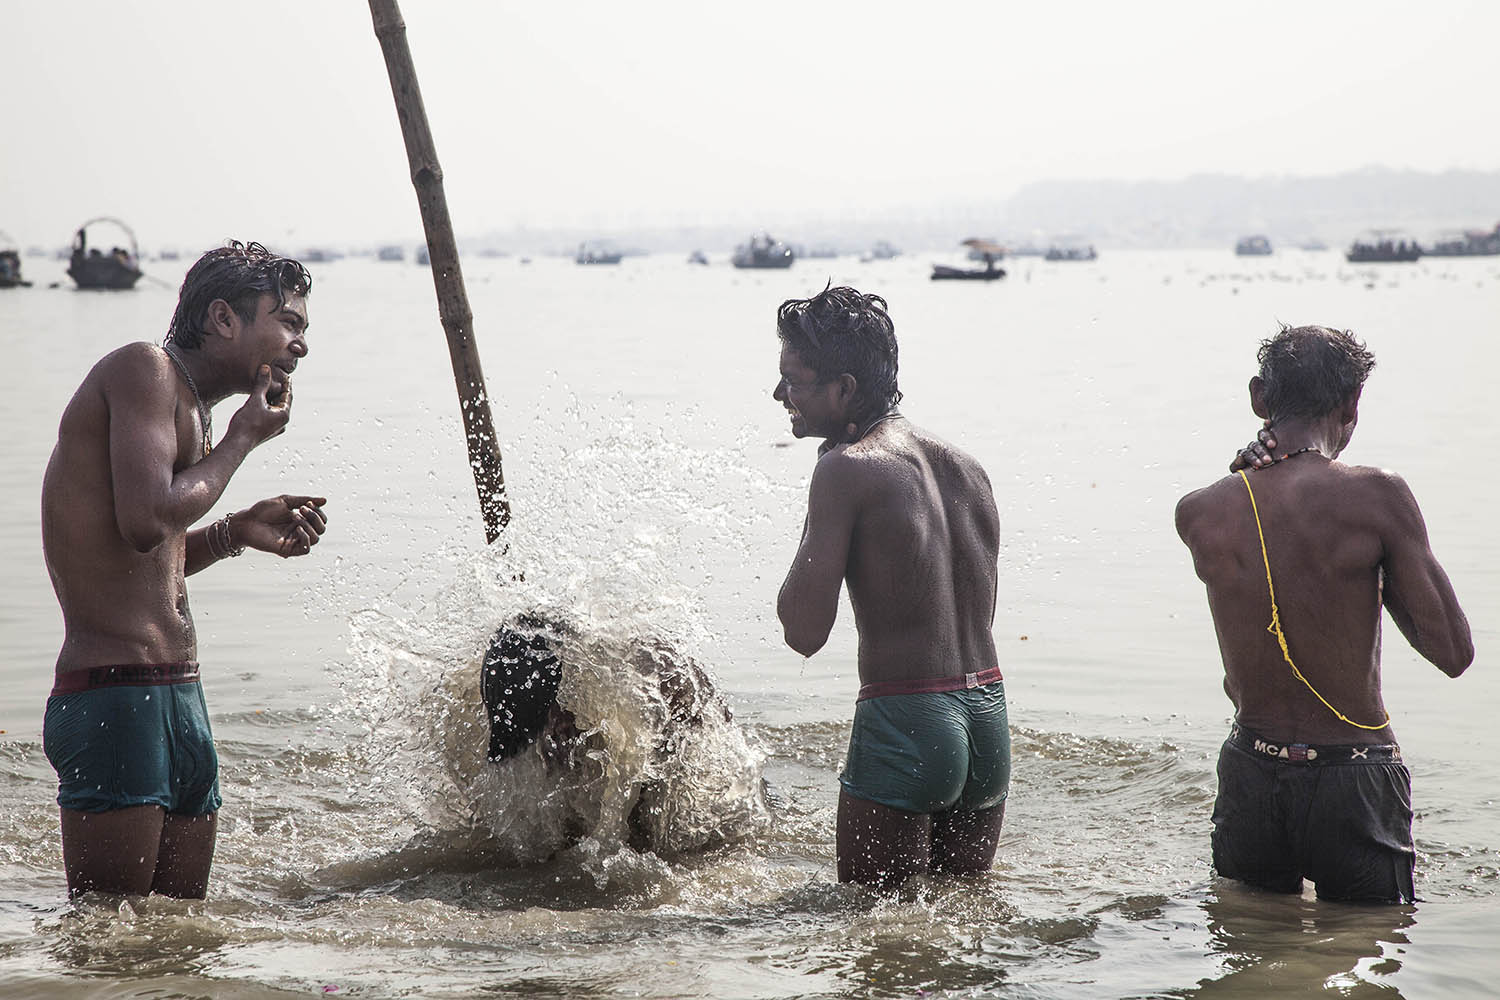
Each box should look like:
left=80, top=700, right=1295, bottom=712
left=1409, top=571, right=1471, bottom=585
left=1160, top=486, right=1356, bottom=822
left=1229, top=423, right=1278, bottom=473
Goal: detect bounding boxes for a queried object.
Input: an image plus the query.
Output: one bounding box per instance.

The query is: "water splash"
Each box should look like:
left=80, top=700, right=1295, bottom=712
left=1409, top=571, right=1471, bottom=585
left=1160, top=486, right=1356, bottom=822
left=331, top=407, right=776, bottom=867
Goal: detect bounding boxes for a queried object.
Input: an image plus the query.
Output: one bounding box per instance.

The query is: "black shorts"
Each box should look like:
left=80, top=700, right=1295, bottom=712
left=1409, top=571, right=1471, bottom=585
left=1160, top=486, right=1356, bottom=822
left=1211, top=724, right=1415, bottom=903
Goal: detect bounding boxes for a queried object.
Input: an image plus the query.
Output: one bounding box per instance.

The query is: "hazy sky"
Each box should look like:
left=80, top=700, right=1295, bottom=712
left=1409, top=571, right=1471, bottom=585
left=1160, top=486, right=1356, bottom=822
left=3, top=0, right=1497, bottom=249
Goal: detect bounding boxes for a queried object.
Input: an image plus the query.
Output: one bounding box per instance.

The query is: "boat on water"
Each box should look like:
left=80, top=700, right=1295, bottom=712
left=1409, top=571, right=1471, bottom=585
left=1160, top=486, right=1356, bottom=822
left=415, top=244, right=430, bottom=266
left=1426, top=223, right=1500, bottom=257
left=731, top=233, right=793, bottom=269
left=860, top=240, right=900, bottom=262
left=377, top=245, right=405, bottom=262
left=576, top=242, right=622, bottom=265
left=933, top=238, right=1005, bottom=281
left=67, top=217, right=143, bottom=289
left=931, top=263, right=1004, bottom=282
left=0, top=231, right=29, bottom=288
left=1345, top=232, right=1422, bottom=263
left=687, top=250, right=709, bottom=265
left=1045, top=244, right=1098, bottom=261
left=1234, top=235, right=1273, bottom=256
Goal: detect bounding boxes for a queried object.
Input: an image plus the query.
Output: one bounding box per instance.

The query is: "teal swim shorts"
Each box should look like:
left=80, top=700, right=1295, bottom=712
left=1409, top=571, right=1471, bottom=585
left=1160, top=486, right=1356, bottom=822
left=43, top=663, right=222, bottom=816
left=839, top=679, right=1011, bottom=814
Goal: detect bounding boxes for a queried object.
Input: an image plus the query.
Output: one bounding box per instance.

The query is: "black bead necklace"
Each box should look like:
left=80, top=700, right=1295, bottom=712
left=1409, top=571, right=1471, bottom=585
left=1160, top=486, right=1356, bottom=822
left=1269, top=445, right=1320, bottom=464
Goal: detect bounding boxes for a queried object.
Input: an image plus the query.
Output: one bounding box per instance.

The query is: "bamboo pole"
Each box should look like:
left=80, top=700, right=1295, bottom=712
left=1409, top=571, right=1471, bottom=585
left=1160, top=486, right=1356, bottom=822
left=369, top=0, right=509, bottom=543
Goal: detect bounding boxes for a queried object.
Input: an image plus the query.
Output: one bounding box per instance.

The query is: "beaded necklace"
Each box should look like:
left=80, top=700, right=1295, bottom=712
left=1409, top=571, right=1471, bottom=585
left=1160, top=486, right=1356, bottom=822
left=1268, top=444, right=1319, bottom=464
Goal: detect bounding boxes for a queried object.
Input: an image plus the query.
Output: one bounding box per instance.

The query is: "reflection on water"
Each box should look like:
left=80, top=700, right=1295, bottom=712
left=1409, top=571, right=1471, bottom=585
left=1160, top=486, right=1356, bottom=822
left=1182, top=885, right=1414, bottom=997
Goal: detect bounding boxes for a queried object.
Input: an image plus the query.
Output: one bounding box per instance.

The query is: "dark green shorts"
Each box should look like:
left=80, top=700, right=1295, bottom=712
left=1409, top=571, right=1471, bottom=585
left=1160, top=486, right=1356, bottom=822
left=839, top=681, right=1010, bottom=814
left=44, top=667, right=221, bottom=816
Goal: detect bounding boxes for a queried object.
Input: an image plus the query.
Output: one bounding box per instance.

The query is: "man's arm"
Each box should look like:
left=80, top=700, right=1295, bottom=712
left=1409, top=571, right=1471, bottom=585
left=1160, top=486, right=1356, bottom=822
left=108, top=352, right=284, bottom=552
left=1376, top=472, right=1474, bottom=677
left=182, top=495, right=329, bottom=575
left=777, top=453, right=859, bottom=657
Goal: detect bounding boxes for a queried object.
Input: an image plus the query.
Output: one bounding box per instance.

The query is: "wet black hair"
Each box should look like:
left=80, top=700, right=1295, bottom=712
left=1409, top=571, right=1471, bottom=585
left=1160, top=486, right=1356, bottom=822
left=165, top=240, right=312, bottom=349
left=1257, top=324, right=1376, bottom=422
left=776, top=283, right=902, bottom=424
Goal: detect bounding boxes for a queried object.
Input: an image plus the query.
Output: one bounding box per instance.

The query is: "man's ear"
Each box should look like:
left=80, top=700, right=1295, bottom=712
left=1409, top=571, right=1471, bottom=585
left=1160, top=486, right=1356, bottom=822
left=1249, top=376, right=1271, bottom=421
left=1339, top=386, right=1362, bottom=426
left=835, top=373, right=858, bottom=407
left=206, top=298, right=238, bottom=340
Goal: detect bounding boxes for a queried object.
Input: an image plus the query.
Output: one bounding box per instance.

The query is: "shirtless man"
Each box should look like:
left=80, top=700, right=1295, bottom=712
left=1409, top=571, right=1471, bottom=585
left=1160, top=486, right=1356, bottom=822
left=41, top=241, right=329, bottom=898
left=772, top=284, right=1008, bottom=889
left=1176, top=325, right=1472, bottom=902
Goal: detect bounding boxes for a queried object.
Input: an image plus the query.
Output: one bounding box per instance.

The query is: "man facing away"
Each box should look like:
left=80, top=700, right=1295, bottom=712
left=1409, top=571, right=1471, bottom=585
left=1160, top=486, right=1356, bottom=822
left=41, top=241, right=329, bottom=898
left=1176, top=325, right=1472, bottom=903
left=772, top=284, right=1009, bottom=889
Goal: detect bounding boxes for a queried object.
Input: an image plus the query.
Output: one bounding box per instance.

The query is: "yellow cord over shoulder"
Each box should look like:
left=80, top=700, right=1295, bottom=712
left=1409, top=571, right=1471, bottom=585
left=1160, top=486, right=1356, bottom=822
left=1237, top=471, right=1390, bottom=731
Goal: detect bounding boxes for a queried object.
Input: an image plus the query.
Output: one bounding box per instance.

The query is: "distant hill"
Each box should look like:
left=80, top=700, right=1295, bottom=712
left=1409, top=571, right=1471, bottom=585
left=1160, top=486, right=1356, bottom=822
left=999, top=167, right=1500, bottom=249
left=442, top=166, right=1500, bottom=255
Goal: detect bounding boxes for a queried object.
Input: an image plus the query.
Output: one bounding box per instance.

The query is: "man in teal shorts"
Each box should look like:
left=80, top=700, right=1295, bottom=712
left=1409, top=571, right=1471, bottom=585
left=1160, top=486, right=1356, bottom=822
left=772, top=284, right=1009, bottom=889
left=41, top=242, right=329, bottom=898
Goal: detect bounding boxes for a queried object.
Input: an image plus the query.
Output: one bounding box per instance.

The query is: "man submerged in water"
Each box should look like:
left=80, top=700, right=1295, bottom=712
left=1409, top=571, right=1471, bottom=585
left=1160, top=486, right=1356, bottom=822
left=772, top=284, right=1009, bottom=889
left=40, top=241, right=329, bottom=898
left=1176, top=325, right=1472, bottom=902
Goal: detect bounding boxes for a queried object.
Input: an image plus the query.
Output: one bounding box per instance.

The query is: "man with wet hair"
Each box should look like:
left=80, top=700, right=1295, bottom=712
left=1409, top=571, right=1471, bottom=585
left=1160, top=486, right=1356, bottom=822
left=772, top=284, right=1009, bottom=889
left=1177, top=324, right=1472, bottom=903
left=41, top=240, right=329, bottom=898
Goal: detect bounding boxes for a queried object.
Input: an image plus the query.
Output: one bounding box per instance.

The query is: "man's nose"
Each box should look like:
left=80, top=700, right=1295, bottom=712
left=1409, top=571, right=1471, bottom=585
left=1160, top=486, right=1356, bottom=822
left=772, top=379, right=786, bottom=400
left=290, top=335, right=308, bottom=357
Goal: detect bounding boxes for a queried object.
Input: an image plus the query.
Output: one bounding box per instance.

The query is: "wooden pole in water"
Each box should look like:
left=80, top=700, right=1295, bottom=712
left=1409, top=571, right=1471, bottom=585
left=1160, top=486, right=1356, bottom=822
left=368, top=0, right=510, bottom=543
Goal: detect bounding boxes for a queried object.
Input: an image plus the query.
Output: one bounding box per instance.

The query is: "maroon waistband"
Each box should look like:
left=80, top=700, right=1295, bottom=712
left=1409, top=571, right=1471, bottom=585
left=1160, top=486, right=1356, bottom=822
left=51, top=662, right=201, bottom=696
left=857, top=666, right=1004, bottom=702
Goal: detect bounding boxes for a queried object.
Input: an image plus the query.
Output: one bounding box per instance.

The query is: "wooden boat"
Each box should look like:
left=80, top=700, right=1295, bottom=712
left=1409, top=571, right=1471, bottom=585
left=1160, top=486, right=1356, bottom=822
left=1345, top=239, right=1421, bottom=263
left=0, top=231, right=28, bottom=288
left=934, top=239, right=1006, bottom=280
left=931, top=264, right=1005, bottom=281
left=67, top=217, right=143, bottom=289
left=1426, top=224, right=1500, bottom=257
left=1045, top=245, right=1098, bottom=261
left=576, top=242, right=622, bottom=264
left=731, top=233, right=793, bottom=269
left=1234, top=235, right=1273, bottom=256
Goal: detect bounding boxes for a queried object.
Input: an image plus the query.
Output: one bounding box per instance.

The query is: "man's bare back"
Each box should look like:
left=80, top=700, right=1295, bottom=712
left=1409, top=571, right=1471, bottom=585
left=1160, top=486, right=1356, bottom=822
left=783, top=418, right=999, bottom=687
left=1177, top=455, right=1467, bottom=744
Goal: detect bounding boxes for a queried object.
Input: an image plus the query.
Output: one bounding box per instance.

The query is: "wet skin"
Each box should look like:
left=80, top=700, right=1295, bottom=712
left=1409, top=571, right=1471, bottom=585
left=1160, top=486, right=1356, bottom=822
left=40, top=291, right=329, bottom=897
left=773, top=344, right=1005, bottom=888
left=1176, top=382, right=1472, bottom=746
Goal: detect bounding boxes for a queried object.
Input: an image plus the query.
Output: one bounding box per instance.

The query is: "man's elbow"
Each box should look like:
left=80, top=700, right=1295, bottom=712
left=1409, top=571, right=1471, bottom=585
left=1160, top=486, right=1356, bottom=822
left=117, top=514, right=169, bottom=553
left=1438, top=636, right=1475, bottom=678
left=782, top=623, right=828, bottom=659
left=777, top=603, right=830, bottom=658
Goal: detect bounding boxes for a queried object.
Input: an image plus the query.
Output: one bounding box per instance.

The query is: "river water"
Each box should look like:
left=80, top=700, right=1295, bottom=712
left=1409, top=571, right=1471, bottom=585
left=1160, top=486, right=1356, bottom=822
left=1, top=248, right=1495, bottom=998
